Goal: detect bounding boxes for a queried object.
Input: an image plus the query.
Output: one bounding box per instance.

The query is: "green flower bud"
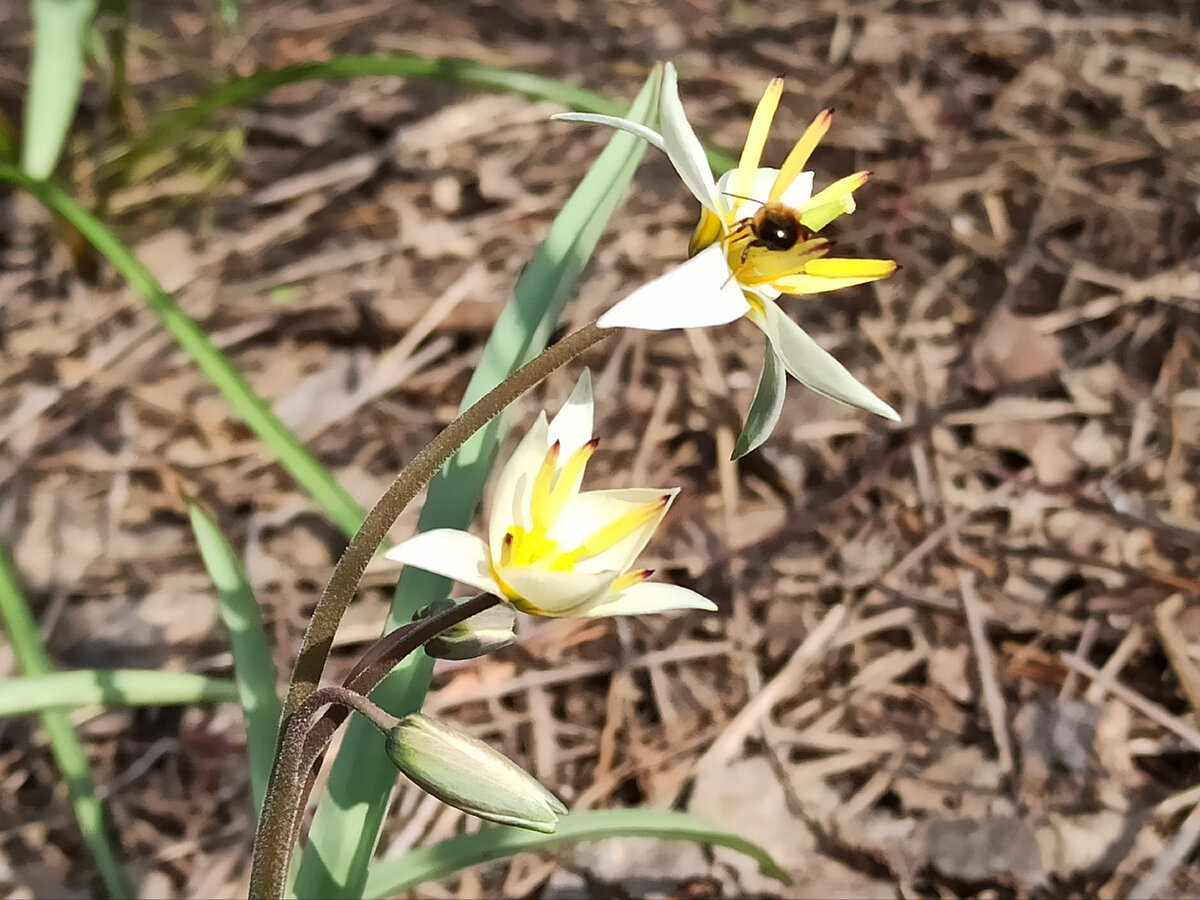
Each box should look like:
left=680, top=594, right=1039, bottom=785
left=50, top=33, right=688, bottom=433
left=414, top=597, right=517, bottom=660
left=385, top=714, right=566, bottom=833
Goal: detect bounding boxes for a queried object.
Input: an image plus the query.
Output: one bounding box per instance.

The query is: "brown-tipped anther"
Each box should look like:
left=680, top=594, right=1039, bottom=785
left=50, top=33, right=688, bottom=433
left=586, top=437, right=600, bottom=450
left=658, top=494, right=672, bottom=506
left=640, top=568, right=655, bottom=580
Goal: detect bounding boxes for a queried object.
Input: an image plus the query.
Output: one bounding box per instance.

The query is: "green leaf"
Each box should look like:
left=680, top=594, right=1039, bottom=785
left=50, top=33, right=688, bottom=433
left=0, top=669, right=238, bottom=717
left=733, top=344, right=787, bottom=459
left=23, top=0, right=99, bottom=178
left=115, top=54, right=738, bottom=182
left=0, top=162, right=368, bottom=539
left=363, top=809, right=790, bottom=897
left=0, top=540, right=133, bottom=899
left=214, top=0, right=239, bottom=28
left=291, top=65, right=665, bottom=900
left=189, top=501, right=282, bottom=813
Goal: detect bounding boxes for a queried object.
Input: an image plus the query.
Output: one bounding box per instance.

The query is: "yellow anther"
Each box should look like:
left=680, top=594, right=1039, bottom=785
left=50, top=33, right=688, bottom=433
left=769, top=108, right=834, bottom=203
left=529, top=441, right=561, bottom=530
left=610, top=568, right=653, bottom=593
left=732, top=76, right=784, bottom=204
left=561, top=494, right=670, bottom=566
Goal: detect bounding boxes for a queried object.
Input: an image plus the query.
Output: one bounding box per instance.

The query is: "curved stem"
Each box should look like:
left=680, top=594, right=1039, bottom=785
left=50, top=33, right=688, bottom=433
left=283, top=320, right=605, bottom=724
left=263, top=685, right=398, bottom=898
left=251, top=322, right=608, bottom=898
left=258, top=595, right=501, bottom=899
left=290, top=595, right=500, bottom=849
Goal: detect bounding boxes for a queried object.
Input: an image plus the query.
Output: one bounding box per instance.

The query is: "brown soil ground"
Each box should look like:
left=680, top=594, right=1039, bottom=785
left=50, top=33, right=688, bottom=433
left=2, top=0, right=1200, bottom=897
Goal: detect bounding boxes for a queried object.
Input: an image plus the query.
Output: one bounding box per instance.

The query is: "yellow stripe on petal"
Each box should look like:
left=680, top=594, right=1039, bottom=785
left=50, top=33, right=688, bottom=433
left=610, top=568, right=653, bottom=593
left=528, top=442, right=560, bottom=531
left=732, top=77, right=784, bottom=202
left=689, top=208, right=726, bottom=257
left=773, top=264, right=896, bottom=296
left=804, top=258, right=897, bottom=279
left=769, top=108, right=833, bottom=203
left=559, top=495, right=670, bottom=567
left=544, top=439, right=597, bottom=524
left=733, top=238, right=830, bottom=286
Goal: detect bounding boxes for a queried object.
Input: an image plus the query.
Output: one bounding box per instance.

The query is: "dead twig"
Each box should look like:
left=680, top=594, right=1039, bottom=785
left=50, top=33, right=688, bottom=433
left=958, top=568, right=1015, bottom=778
left=1061, top=654, right=1200, bottom=751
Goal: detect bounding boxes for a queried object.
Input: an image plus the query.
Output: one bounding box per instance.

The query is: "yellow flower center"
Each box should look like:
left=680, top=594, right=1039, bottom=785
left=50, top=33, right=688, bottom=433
left=687, top=80, right=890, bottom=296
left=490, top=441, right=668, bottom=601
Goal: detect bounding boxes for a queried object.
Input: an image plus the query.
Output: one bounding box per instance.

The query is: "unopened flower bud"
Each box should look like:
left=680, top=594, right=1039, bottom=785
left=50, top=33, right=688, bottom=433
left=385, top=713, right=566, bottom=833
left=414, top=597, right=517, bottom=660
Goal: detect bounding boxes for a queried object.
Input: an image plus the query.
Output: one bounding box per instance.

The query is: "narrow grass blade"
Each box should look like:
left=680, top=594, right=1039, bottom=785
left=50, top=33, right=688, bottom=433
left=0, top=109, right=17, bottom=163
left=0, top=669, right=238, bottom=717
left=0, top=163, right=367, bottom=539
left=291, top=66, right=664, bottom=900
left=215, top=0, right=239, bottom=28
left=363, top=809, right=790, bottom=897
left=189, top=501, right=282, bottom=812
left=0, top=540, right=133, bottom=899
left=116, top=54, right=738, bottom=180
left=121, top=54, right=617, bottom=174
left=22, top=0, right=98, bottom=178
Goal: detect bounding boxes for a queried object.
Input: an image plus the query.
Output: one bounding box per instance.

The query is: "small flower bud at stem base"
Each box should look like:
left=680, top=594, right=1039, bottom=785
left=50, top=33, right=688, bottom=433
left=414, top=596, right=517, bottom=660
left=385, top=713, right=567, bottom=833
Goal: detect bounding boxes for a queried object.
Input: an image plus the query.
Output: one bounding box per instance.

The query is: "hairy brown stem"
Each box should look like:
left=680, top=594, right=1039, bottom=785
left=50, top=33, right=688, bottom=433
left=250, top=322, right=608, bottom=899
left=262, top=685, right=397, bottom=894
left=289, top=594, right=499, bottom=848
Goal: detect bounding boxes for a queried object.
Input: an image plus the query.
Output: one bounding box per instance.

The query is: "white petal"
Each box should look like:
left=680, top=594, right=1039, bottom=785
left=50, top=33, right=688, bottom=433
left=779, top=171, right=815, bottom=209
left=551, top=487, right=676, bottom=574
left=732, top=344, right=787, bottom=459
left=578, top=581, right=717, bottom=618
left=495, top=567, right=616, bottom=615
left=546, top=369, right=593, bottom=458
left=658, top=63, right=720, bottom=215
left=597, top=244, right=750, bottom=331
left=384, top=530, right=502, bottom=597
left=713, top=168, right=814, bottom=221
left=551, top=113, right=667, bottom=154
left=488, top=412, right=549, bottom=555
left=752, top=299, right=899, bottom=421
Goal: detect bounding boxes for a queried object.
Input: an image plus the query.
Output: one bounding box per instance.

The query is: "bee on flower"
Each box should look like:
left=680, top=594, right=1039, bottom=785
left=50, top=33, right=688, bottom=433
left=556, top=63, right=900, bottom=455
left=384, top=371, right=715, bottom=619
